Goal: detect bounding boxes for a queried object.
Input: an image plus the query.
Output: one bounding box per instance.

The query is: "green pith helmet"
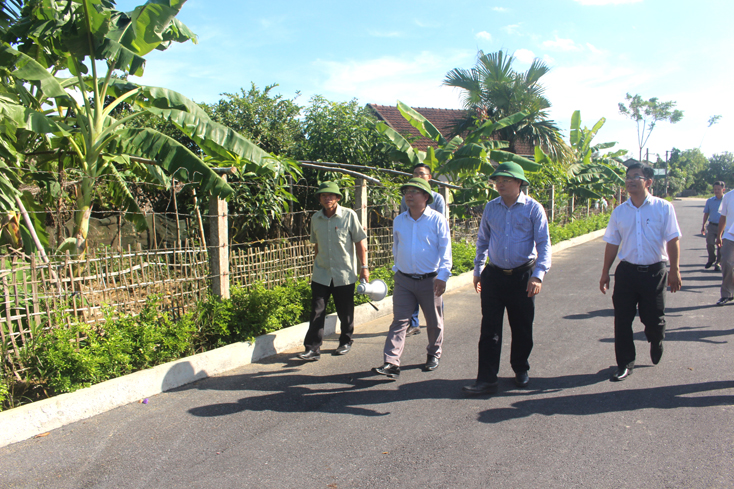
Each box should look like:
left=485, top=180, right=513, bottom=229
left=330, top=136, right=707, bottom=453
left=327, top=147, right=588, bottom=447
left=314, top=181, right=342, bottom=198
left=400, top=177, right=434, bottom=205
left=490, top=162, right=529, bottom=185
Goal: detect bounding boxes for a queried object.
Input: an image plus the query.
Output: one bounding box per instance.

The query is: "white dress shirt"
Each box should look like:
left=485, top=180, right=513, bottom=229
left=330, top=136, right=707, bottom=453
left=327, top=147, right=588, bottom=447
left=719, top=189, right=734, bottom=242
left=392, top=207, right=452, bottom=282
left=603, top=194, right=681, bottom=265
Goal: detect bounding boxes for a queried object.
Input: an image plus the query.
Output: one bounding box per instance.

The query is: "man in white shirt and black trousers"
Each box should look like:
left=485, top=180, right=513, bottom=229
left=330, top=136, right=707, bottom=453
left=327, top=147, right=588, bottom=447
left=372, top=177, right=452, bottom=379
left=600, top=162, right=682, bottom=381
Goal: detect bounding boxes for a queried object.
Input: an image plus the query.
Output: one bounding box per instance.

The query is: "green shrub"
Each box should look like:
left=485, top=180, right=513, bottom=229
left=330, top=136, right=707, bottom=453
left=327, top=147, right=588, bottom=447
left=451, top=240, right=476, bottom=274
left=549, top=212, right=610, bottom=244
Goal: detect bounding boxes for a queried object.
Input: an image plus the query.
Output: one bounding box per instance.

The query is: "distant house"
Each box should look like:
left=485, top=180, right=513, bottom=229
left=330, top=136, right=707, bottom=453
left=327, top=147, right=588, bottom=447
left=367, top=104, right=534, bottom=157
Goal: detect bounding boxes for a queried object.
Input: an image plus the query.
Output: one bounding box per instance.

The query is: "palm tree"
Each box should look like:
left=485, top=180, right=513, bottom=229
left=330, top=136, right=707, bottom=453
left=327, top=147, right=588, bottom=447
left=443, top=50, right=570, bottom=161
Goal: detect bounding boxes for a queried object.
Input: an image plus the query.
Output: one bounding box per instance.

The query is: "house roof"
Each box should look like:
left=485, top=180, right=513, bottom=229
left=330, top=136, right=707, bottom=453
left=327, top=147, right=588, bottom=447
left=367, top=104, right=534, bottom=156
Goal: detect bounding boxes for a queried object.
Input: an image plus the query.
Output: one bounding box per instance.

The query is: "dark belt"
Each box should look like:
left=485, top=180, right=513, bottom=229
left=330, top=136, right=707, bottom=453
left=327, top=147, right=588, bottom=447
left=487, top=259, right=536, bottom=276
left=619, top=260, right=665, bottom=273
left=399, top=270, right=438, bottom=280
left=709, top=222, right=719, bottom=226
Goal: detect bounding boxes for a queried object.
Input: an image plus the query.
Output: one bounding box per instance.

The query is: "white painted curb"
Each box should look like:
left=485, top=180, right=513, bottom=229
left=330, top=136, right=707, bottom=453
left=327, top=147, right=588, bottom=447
left=0, top=228, right=604, bottom=448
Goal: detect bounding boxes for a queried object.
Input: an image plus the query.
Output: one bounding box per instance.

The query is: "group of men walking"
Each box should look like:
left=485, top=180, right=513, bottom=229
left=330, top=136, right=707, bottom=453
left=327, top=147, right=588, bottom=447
left=295, top=159, right=730, bottom=392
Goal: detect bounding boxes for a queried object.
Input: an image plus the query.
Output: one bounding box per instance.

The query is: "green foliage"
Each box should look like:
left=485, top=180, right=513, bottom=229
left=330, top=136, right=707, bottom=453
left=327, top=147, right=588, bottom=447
left=451, top=240, right=477, bottom=274
left=205, top=84, right=303, bottom=157
left=548, top=212, right=610, bottom=244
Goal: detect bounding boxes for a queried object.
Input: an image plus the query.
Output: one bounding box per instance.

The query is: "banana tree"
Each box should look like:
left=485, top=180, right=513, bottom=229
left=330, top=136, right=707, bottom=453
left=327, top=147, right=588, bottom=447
left=0, top=0, right=288, bottom=257
left=536, top=110, right=625, bottom=201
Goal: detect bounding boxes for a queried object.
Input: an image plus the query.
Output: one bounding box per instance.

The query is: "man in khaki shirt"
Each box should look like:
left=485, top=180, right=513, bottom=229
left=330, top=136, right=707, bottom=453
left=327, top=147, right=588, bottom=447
left=298, top=182, right=368, bottom=361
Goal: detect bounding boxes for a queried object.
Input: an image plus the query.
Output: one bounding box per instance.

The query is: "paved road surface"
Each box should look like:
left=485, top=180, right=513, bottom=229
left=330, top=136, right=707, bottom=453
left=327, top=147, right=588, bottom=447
left=2, top=198, right=733, bottom=488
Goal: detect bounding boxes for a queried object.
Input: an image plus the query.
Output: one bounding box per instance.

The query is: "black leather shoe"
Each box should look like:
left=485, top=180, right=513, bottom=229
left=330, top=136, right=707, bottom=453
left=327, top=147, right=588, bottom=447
left=334, top=343, right=351, bottom=355
left=714, top=265, right=721, bottom=272
left=297, top=350, right=320, bottom=361
left=611, top=367, right=632, bottom=381
left=423, top=355, right=439, bottom=371
left=462, top=381, right=499, bottom=395
left=716, top=296, right=733, bottom=306
left=705, top=261, right=714, bottom=269
left=650, top=341, right=663, bottom=365
left=373, top=363, right=400, bottom=379
left=514, top=371, right=529, bottom=388
left=406, top=326, right=421, bottom=337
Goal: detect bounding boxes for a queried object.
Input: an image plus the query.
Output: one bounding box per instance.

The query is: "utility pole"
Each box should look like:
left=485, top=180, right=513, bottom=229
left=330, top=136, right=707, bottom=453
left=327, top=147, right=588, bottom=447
left=665, top=150, right=669, bottom=196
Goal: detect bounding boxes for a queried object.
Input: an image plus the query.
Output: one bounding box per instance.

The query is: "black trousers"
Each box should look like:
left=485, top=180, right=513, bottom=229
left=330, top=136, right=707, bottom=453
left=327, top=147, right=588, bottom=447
left=612, top=261, right=667, bottom=369
left=304, top=281, right=355, bottom=353
left=477, top=266, right=535, bottom=383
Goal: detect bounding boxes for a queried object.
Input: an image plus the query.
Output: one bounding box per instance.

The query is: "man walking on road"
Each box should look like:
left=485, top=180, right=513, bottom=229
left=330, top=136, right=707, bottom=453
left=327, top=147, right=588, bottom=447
left=715, top=185, right=734, bottom=306
left=297, top=182, right=368, bottom=361
left=463, top=162, right=551, bottom=395
left=373, top=178, right=452, bottom=379
left=599, top=163, right=682, bottom=381
left=399, top=164, right=447, bottom=337
left=702, top=181, right=725, bottom=271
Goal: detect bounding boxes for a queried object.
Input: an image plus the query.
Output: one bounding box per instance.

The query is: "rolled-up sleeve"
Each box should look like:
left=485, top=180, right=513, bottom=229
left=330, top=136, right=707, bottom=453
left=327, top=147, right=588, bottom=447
left=437, top=217, right=452, bottom=282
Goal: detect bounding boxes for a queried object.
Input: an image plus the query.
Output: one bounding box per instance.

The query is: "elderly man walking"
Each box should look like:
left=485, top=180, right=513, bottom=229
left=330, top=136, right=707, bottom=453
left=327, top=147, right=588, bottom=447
left=372, top=178, right=452, bottom=379
left=297, top=182, right=368, bottom=361
left=463, top=162, right=551, bottom=395
left=600, top=163, right=682, bottom=381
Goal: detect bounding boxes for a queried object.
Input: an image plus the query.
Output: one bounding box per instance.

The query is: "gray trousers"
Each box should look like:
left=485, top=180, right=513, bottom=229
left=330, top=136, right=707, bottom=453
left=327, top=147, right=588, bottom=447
left=383, top=272, right=444, bottom=366
left=721, top=239, right=734, bottom=300
left=706, top=222, right=721, bottom=265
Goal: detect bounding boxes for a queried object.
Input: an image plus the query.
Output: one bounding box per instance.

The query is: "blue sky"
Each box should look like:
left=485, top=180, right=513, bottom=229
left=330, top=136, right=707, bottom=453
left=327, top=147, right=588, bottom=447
left=118, top=0, right=733, bottom=160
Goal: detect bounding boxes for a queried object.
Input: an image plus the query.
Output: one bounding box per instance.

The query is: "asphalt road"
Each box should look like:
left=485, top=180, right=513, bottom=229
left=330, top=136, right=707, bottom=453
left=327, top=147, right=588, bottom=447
left=2, top=198, right=733, bottom=489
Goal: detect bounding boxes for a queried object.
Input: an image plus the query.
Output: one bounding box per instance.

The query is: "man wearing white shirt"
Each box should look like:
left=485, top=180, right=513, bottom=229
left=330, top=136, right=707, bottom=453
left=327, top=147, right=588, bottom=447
left=600, top=163, right=682, bottom=381
left=715, top=187, right=734, bottom=305
left=372, top=178, right=452, bottom=379
left=399, top=164, right=447, bottom=337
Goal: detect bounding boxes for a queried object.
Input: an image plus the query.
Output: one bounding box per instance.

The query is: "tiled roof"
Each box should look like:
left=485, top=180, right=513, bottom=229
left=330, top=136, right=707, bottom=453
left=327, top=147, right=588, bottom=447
left=367, top=104, right=534, bottom=157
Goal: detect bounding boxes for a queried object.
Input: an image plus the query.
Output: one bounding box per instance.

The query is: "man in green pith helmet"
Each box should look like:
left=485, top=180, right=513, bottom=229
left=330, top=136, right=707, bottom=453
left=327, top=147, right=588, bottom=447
left=463, top=162, right=551, bottom=395
left=372, top=177, right=452, bottom=379
left=297, top=182, right=368, bottom=361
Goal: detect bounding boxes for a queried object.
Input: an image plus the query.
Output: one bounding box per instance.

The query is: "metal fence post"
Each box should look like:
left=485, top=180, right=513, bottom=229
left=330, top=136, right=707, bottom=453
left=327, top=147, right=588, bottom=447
left=550, top=185, right=555, bottom=222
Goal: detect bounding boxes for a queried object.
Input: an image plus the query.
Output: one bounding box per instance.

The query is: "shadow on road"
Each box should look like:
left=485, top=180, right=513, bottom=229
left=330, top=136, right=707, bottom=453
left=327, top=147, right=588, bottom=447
left=184, top=366, right=612, bottom=419
left=477, top=380, right=734, bottom=424
left=595, top=325, right=733, bottom=345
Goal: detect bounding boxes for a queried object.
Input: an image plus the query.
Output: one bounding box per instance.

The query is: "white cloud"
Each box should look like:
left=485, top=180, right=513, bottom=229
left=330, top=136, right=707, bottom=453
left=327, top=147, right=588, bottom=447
left=502, top=23, right=521, bottom=35
left=309, top=52, right=468, bottom=109
left=492, top=7, right=509, bottom=12
left=514, top=48, right=536, bottom=63
left=586, top=42, right=604, bottom=55
left=542, top=36, right=582, bottom=52
left=574, top=0, right=642, bottom=4
left=476, top=31, right=493, bottom=41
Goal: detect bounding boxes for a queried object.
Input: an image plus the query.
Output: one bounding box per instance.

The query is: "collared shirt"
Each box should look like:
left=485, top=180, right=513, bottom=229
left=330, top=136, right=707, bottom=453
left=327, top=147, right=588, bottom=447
left=603, top=194, right=681, bottom=265
left=473, top=192, right=551, bottom=281
left=703, top=195, right=723, bottom=224
left=310, top=205, right=367, bottom=287
left=719, top=189, right=734, bottom=241
left=392, top=206, right=452, bottom=282
left=400, top=191, right=446, bottom=217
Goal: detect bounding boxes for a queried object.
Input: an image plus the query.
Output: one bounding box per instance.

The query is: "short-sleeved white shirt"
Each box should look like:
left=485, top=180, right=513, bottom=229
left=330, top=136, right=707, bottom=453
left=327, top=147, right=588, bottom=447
left=603, top=194, right=681, bottom=265
left=719, top=189, right=734, bottom=242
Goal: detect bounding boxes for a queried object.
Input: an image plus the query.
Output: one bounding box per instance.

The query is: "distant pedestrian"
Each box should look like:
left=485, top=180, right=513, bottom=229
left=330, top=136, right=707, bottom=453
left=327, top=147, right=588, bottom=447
left=701, top=181, right=725, bottom=271
left=463, top=162, right=551, bottom=395
left=372, top=177, right=452, bottom=379
left=599, top=163, right=682, bottom=381
left=399, top=164, right=447, bottom=337
left=297, top=182, right=368, bottom=361
left=715, top=185, right=734, bottom=306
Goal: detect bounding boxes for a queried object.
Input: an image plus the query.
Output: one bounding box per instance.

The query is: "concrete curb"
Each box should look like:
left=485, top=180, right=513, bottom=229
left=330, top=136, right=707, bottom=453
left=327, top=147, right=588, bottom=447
left=0, top=228, right=604, bottom=447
